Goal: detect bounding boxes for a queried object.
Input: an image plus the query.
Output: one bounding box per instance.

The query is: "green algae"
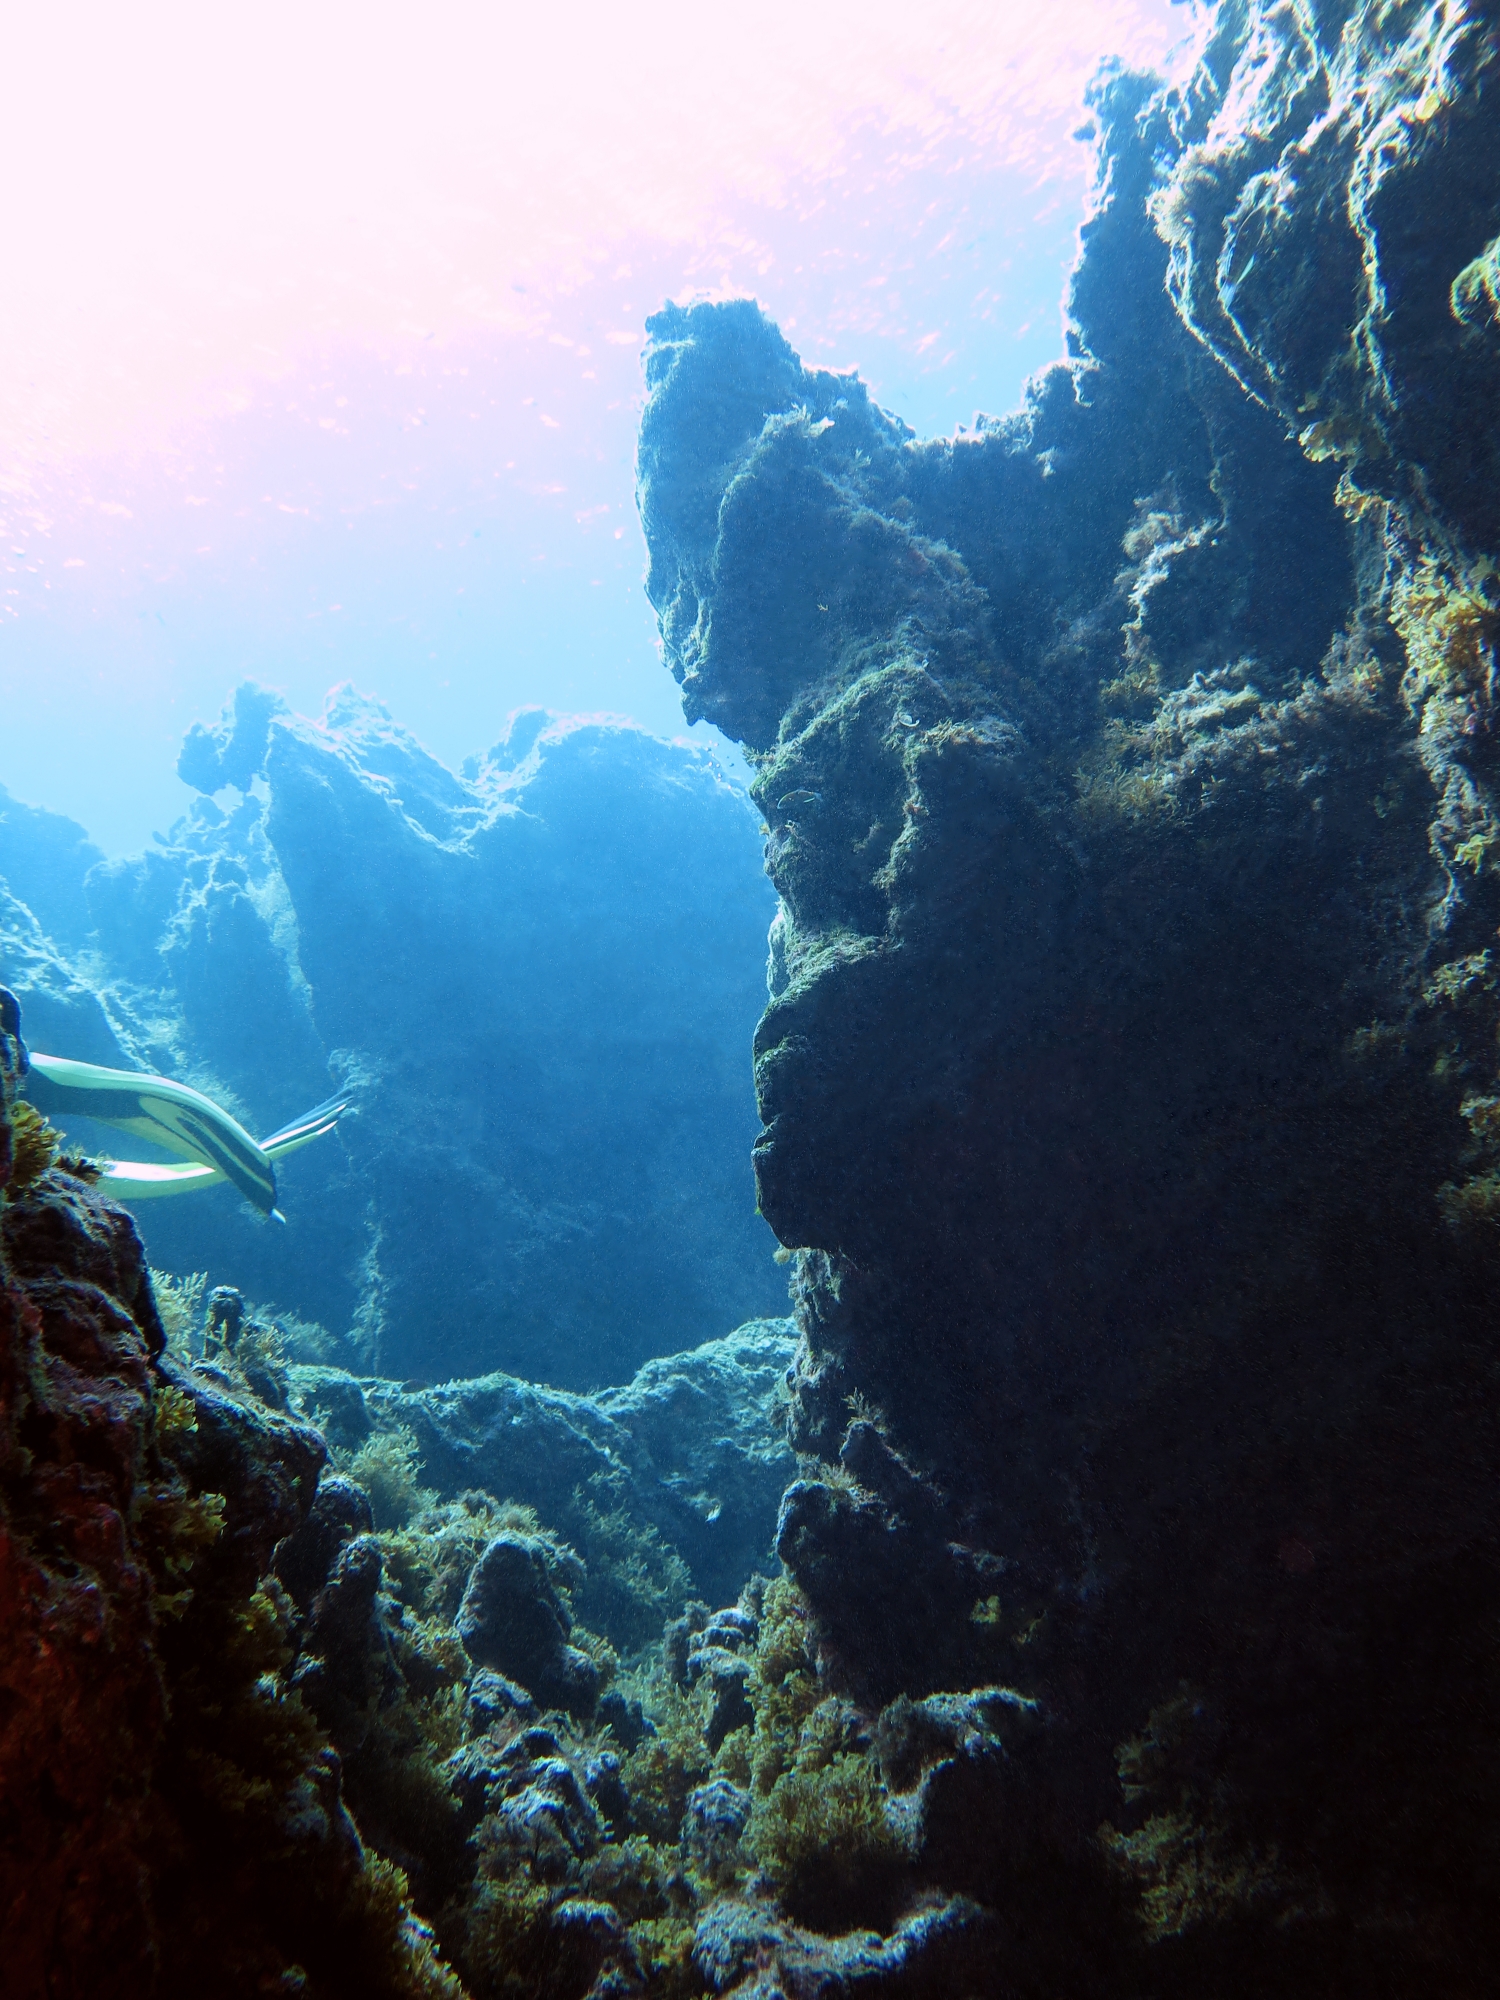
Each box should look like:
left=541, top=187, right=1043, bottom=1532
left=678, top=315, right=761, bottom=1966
left=748, top=1752, right=908, bottom=1914
left=1100, top=1694, right=1327, bottom=1946
left=152, top=1268, right=207, bottom=1359
left=741, top=1575, right=822, bottom=1798
left=345, top=1423, right=437, bottom=1530
left=2, top=1099, right=62, bottom=1197
left=138, top=1386, right=470, bottom=1996
left=1101, top=1808, right=1294, bottom=1942
left=620, top=1681, right=713, bottom=1847
left=572, top=1483, right=695, bottom=1656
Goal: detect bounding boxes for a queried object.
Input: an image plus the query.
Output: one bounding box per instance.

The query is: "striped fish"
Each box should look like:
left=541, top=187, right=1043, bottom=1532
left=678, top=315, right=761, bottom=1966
left=24, top=1052, right=352, bottom=1221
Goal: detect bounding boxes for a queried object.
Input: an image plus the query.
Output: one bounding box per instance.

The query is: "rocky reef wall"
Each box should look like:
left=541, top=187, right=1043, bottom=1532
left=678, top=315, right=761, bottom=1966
left=0, top=1006, right=464, bottom=1998
left=289, top=1315, right=797, bottom=1624
left=0, top=694, right=784, bottom=1385
left=0, top=989, right=850, bottom=2000
left=636, top=0, right=1500, bottom=1982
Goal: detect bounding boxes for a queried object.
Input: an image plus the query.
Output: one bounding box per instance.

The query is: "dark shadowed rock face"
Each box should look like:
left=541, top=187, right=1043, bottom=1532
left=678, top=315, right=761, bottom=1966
left=274, top=1471, right=376, bottom=1612
left=0, top=702, right=785, bottom=1384
left=455, top=1532, right=602, bottom=1716
left=0, top=1011, right=461, bottom=1999
left=638, top=0, right=1500, bottom=1981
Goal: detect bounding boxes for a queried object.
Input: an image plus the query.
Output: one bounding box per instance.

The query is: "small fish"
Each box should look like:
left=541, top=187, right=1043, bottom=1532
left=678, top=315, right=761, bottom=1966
left=777, top=789, right=822, bottom=812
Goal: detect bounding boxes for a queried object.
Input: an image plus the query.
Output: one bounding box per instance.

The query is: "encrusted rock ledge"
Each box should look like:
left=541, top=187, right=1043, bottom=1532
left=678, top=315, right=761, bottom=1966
left=286, top=1318, right=797, bottom=1620
left=635, top=0, right=1500, bottom=1985
left=0, top=1007, right=462, bottom=1997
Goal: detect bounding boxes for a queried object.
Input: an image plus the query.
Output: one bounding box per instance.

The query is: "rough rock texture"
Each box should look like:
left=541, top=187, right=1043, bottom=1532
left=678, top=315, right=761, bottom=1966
left=0, top=1170, right=170, bottom=1988
left=637, top=0, right=1500, bottom=1984
left=0, top=1014, right=463, bottom=1998
left=0, top=694, right=783, bottom=1384
left=456, top=1532, right=602, bottom=1715
left=274, top=1470, right=377, bottom=1611
left=691, top=1894, right=994, bottom=1999
left=292, top=1317, right=798, bottom=1614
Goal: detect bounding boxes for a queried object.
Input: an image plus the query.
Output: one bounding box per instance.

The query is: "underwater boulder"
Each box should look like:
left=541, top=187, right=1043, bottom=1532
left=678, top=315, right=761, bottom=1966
left=685, top=1637, right=754, bottom=1752
left=595, top=1686, right=653, bottom=1751
left=466, top=1665, right=539, bottom=1735
left=691, top=1893, right=995, bottom=1997
left=290, top=1532, right=405, bottom=1750
left=300, top=1368, right=373, bottom=1451
left=543, top=1899, right=643, bottom=1998
left=467, top=1723, right=604, bottom=1871
left=455, top=1529, right=602, bottom=1717
left=682, top=1778, right=752, bottom=1884
left=273, top=1469, right=376, bottom=1612
left=582, top=1748, right=633, bottom=1835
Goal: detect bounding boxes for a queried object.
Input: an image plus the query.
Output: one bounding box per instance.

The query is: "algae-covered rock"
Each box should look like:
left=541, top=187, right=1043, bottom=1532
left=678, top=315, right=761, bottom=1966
left=635, top=1, right=1500, bottom=1985
left=465, top=1667, right=539, bottom=1735
left=274, top=1469, right=377, bottom=1610
left=691, top=1893, right=994, bottom=1997
left=0, top=1007, right=464, bottom=1998
left=456, top=1532, right=602, bottom=1717
left=291, top=1317, right=798, bottom=1629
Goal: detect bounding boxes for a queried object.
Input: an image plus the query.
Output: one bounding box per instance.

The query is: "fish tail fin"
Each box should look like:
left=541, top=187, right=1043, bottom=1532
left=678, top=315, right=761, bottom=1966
left=260, top=1092, right=355, bottom=1159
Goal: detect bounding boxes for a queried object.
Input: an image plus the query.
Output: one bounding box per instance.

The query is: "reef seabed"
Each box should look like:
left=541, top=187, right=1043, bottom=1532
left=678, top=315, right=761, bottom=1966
left=0, top=1054, right=1006, bottom=1998
left=6, top=1, right=1500, bottom=1992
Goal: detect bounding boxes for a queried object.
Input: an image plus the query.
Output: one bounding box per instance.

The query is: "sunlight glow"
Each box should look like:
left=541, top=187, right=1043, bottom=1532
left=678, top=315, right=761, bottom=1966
left=3, top=0, right=1197, bottom=463
left=0, top=0, right=1206, bottom=853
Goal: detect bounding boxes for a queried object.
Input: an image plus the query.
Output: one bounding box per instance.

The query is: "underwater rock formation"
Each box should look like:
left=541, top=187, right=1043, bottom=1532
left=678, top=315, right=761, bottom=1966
left=636, top=0, right=1500, bottom=1984
left=289, top=1317, right=796, bottom=1618
left=456, top=1533, right=603, bottom=1716
left=2, top=1032, right=902, bottom=1996
left=7, top=1, right=1499, bottom=1988
left=0, top=1009, right=463, bottom=1998
left=0, top=695, right=783, bottom=1384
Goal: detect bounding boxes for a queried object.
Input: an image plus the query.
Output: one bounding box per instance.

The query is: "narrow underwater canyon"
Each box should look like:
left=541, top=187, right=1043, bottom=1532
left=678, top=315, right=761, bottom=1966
left=0, top=695, right=783, bottom=1386
left=4, top=1, right=1500, bottom=1992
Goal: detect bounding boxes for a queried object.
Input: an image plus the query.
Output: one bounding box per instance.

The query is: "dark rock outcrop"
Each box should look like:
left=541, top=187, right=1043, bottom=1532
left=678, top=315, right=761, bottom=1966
left=274, top=1470, right=377, bottom=1611
left=466, top=1667, right=540, bottom=1735
left=681, top=1779, right=751, bottom=1881
left=691, top=1894, right=995, bottom=1999
left=154, top=1349, right=326, bottom=1588
left=0, top=1009, right=459, bottom=1998
left=636, top=0, right=1500, bottom=1984
left=0, top=1175, right=169, bottom=1989
left=291, top=1317, right=798, bottom=1617
left=292, top=1533, right=407, bottom=1748
left=456, top=1531, right=602, bottom=1716
left=1, top=699, right=784, bottom=1385
left=774, top=1421, right=1004, bottom=1704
